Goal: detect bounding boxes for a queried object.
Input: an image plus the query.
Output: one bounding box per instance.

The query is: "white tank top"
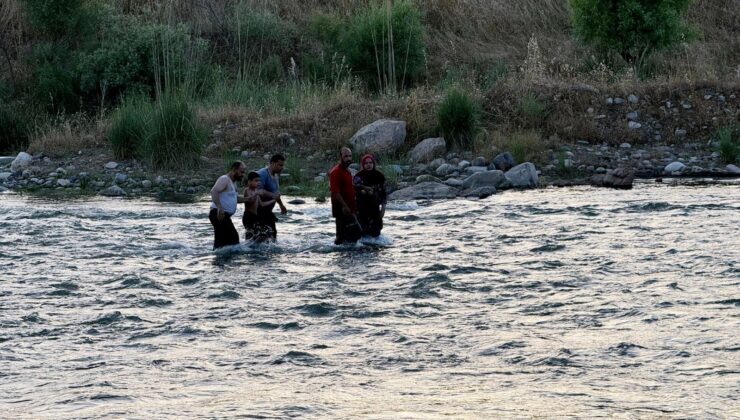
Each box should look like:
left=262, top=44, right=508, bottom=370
left=211, top=175, right=238, bottom=215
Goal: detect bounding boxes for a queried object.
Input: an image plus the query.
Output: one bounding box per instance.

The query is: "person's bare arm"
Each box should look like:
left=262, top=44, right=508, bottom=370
left=331, top=191, right=352, bottom=216
left=210, top=177, right=229, bottom=220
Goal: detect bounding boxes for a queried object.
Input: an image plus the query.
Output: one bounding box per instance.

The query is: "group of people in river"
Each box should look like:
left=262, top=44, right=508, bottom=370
left=208, top=148, right=387, bottom=249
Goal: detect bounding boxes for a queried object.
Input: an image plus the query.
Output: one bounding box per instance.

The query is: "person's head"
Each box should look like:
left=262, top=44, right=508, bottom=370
left=361, top=154, right=375, bottom=171
left=339, top=147, right=353, bottom=168
left=229, top=161, right=246, bottom=181
left=247, top=171, right=260, bottom=188
left=268, top=153, right=286, bottom=174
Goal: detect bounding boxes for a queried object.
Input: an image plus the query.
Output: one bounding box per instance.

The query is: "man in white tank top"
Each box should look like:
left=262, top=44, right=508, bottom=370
left=209, top=161, right=247, bottom=249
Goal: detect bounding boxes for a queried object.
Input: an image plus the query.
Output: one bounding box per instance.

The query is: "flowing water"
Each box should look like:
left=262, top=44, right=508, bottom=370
left=1, top=181, right=739, bottom=418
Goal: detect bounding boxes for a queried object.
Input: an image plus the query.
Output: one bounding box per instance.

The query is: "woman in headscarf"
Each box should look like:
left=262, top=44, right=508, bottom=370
left=353, top=154, right=387, bottom=237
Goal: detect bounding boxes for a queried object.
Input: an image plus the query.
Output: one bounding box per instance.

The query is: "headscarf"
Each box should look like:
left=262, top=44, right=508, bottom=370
left=360, top=154, right=375, bottom=170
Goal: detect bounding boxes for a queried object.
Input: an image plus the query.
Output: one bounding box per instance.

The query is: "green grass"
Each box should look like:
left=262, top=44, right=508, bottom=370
left=716, top=126, right=739, bottom=164
left=438, top=89, right=480, bottom=150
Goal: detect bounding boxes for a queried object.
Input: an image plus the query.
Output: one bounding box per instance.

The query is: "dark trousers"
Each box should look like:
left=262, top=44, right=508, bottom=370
left=209, top=209, right=239, bottom=249
left=258, top=207, right=278, bottom=239
left=358, top=212, right=383, bottom=237
left=334, top=215, right=362, bottom=245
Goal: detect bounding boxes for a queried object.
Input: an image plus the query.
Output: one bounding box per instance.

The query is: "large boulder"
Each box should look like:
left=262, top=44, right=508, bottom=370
left=409, top=137, right=446, bottom=163
left=664, top=161, right=686, bottom=174
left=590, top=168, right=634, bottom=189
left=461, top=170, right=506, bottom=190
left=11, top=152, right=32, bottom=173
left=350, top=119, right=406, bottom=154
left=492, top=152, right=516, bottom=171
left=100, top=185, right=126, bottom=197
left=388, top=181, right=457, bottom=200
left=505, top=162, right=539, bottom=188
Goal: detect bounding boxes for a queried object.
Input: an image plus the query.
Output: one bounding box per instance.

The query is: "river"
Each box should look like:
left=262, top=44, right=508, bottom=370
left=1, top=181, right=738, bottom=418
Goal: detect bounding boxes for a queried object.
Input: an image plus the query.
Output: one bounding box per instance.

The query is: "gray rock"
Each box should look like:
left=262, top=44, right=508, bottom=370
left=428, top=158, right=446, bottom=170
left=462, top=170, right=506, bottom=190
left=626, top=111, right=639, bottom=121
left=408, top=137, right=446, bottom=163
left=0, top=186, right=7, bottom=192
left=505, top=162, right=539, bottom=188
left=104, top=161, right=119, bottom=170
left=436, top=163, right=455, bottom=176
left=675, top=129, right=687, bottom=138
left=606, top=97, right=614, bottom=105
left=57, top=179, right=71, bottom=187
left=444, top=178, right=464, bottom=187
left=726, top=164, right=740, bottom=174
left=288, top=199, right=306, bottom=205
left=416, top=174, right=442, bottom=183
left=461, top=186, right=496, bottom=198
left=620, top=142, right=631, bottom=149
left=472, top=156, right=487, bottom=167
left=664, top=162, right=686, bottom=173
left=465, top=166, right=488, bottom=175
left=11, top=152, right=32, bottom=172
left=591, top=168, right=634, bottom=189
left=350, top=119, right=406, bottom=154
left=492, top=152, right=516, bottom=171
left=114, top=173, right=128, bottom=184
left=613, top=97, right=625, bottom=105
left=458, top=160, right=471, bottom=169
left=313, top=175, right=326, bottom=182
left=595, top=167, right=607, bottom=174
left=142, top=180, right=152, bottom=189
left=628, top=121, right=642, bottom=130
left=628, top=94, right=639, bottom=103
left=101, top=185, right=126, bottom=197
left=0, top=172, right=11, bottom=181
left=388, top=181, right=458, bottom=200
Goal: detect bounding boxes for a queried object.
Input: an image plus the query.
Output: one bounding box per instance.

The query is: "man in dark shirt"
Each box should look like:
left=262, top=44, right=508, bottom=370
left=329, top=147, right=361, bottom=244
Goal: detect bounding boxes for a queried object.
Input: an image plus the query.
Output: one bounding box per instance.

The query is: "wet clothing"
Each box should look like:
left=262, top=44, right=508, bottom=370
left=209, top=175, right=239, bottom=249
left=257, top=167, right=280, bottom=237
left=335, top=214, right=362, bottom=245
left=210, top=175, right=238, bottom=215
left=329, top=164, right=357, bottom=217
left=209, top=209, right=239, bottom=249
left=354, top=168, right=386, bottom=237
left=242, top=210, right=274, bottom=242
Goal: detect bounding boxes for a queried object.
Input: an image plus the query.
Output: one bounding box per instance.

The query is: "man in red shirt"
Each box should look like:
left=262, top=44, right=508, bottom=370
left=329, top=147, right=361, bottom=244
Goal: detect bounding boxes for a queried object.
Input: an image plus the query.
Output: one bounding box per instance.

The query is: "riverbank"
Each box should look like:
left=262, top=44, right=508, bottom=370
left=1, top=82, right=738, bottom=200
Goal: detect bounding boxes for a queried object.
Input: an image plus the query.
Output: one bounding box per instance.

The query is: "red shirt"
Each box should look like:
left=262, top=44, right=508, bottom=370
left=329, top=163, right=356, bottom=216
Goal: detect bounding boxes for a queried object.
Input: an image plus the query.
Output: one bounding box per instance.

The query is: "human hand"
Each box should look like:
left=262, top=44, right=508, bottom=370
left=280, top=204, right=288, bottom=214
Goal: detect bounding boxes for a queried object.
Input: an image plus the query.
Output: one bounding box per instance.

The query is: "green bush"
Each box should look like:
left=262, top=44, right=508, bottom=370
left=22, top=0, right=98, bottom=40
left=0, top=105, right=30, bottom=153
left=108, top=94, right=151, bottom=159
left=228, top=4, right=295, bottom=71
left=143, top=95, right=205, bottom=169
left=520, top=94, right=548, bottom=127
left=438, top=90, right=480, bottom=150
left=30, top=43, right=80, bottom=112
left=326, top=0, right=425, bottom=91
left=716, top=126, right=739, bottom=164
left=77, top=18, right=212, bottom=105
left=570, top=0, right=694, bottom=63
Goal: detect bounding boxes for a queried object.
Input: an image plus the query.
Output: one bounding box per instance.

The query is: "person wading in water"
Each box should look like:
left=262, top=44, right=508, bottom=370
left=257, top=154, right=288, bottom=240
left=354, top=154, right=387, bottom=238
left=329, top=147, right=361, bottom=245
left=242, top=171, right=277, bottom=242
left=209, top=161, right=248, bottom=249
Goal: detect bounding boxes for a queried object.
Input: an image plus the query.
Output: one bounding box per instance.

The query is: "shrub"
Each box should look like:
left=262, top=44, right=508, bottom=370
left=23, top=0, right=98, bottom=40
left=108, top=94, right=151, bottom=159
left=143, top=94, right=205, bottom=169
left=716, top=126, right=739, bottom=164
left=438, top=90, right=479, bottom=150
left=0, top=105, right=29, bottom=153
left=228, top=4, right=295, bottom=72
left=520, top=94, right=548, bottom=127
left=336, top=0, right=425, bottom=91
left=30, top=44, right=80, bottom=112
left=570, top=0, right=694, bottom=63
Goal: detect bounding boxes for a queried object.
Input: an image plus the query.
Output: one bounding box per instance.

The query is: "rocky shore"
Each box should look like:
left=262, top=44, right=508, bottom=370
left=1, top=89, right=738, bottom=200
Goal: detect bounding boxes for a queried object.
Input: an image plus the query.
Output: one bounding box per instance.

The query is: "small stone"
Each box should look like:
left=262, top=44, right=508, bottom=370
left=620, top=143, right=631, bottom=149
left=587, top=107, right=594, bottom=114
left=675, top=129, right=687, bottom=138
left=626, top=111, right=639, bottom=121
left=613, top=98, right=625, bottom=105
left=628, top=121, right=642, bottom=130
left=114, top=173, right=128, bottom=184
left=104, top=161, right=118, bottom=170
left=606, top=98, right=614, bottom=105
left=101, top=185, right=126, bottom=197
left=664, top=162, right=686, bottom=173
left=313, top=175, right=325, bottom=183
left=57, top=179, right=71, bottom=187
left=595, top=167, right=607, bottom=174
left=682, top=103, right=692, bottom=109
left=703, top=94, right=712, bottom=100
left=628, top=94, right=639, bottom=103
left=142, top=180, right=152, bottom=189
left=726, top=164, right=740, bottom=174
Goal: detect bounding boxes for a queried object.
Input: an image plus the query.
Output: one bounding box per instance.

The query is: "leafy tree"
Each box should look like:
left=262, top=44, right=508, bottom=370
left=570, top=0, right=694, bottom=63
